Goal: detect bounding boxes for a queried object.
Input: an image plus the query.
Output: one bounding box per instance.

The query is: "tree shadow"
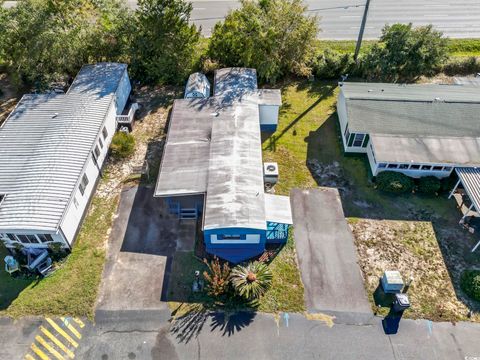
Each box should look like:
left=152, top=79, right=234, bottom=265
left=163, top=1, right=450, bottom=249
left=209, top=311, right=256, bottom=336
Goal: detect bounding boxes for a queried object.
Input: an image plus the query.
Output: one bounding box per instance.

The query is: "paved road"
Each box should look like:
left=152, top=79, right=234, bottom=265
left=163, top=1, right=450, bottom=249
left=3, top=311, right=480, bottom=359
left=5, top=0, right=480, bottom=39
left=292, top=187, right=371, bottom=313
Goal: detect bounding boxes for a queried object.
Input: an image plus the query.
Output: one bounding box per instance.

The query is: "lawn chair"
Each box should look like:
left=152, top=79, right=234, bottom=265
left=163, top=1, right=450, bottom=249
left=4, top=255, right=19, bottom=275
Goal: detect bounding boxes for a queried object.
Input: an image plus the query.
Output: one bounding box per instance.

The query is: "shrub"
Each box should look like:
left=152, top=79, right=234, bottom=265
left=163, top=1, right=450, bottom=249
left=417, top=176, right=441, bottom=194
left=460, top=270, right=480, bottom=301
left=110, top=132, right=135, bottom=159
left=203, top=257, right=231, bottom=298
left=362, top=23, right=448, bottom=82
left=440, top=175, right=458, bottom=193
left=312, top=49, right=355, bottom=79
left=230, top=261, right=272, bottom=300
left=375, top=171, right=414, bottom=194
left=208, top=0, right=319, bottom=83
left=443, top=56, right=480, bottom=76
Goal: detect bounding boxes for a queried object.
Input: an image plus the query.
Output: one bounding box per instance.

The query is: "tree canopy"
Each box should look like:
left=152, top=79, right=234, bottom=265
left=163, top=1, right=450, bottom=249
left=208, top=0, right=319, bottom=83
left=362, top=23, right=448, bottom=82
left=0, top=0, right=131, bottom=88
left=129, top=0, right=200, bottom=85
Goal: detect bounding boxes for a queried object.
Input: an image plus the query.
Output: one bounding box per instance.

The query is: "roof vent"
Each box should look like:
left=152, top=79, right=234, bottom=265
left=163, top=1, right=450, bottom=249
left=434, top=97, right=441, bottom=102
left=0, top=194, right=6, bottom=206
left=368, top=89, right=373, bottom=92
left=210, top=112, right=219, bottom=117
left=52, top=112, right=59, bottom=118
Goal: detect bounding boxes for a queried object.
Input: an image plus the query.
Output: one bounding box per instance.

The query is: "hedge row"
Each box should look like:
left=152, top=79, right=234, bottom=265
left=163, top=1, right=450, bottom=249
left=375, top=171, right=454, bottom=195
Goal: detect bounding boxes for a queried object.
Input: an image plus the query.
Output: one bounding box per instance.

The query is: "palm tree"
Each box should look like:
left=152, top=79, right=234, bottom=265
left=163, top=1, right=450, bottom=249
left=230, top=262, right=273, bottom=300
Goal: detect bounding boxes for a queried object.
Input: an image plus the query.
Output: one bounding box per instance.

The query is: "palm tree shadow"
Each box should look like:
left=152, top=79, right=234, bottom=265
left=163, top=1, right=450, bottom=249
left=209, top=311, right=257, bottom=336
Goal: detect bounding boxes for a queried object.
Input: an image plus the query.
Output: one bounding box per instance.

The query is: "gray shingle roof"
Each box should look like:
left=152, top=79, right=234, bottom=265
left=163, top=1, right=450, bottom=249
left=0, top=92, right=113, bottom=231
left=341, top=83, right=480, bottom=137
left=371, top=135, right=480, bottom=165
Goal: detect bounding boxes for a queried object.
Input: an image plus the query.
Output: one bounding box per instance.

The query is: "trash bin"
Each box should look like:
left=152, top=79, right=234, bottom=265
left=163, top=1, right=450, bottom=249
left=393, top=293, right=410, bottom=312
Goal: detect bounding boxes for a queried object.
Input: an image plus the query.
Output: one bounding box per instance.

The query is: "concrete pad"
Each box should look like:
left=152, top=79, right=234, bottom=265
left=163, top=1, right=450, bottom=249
left=97, top=185, right=197, bottom=311
left=291, top=187, right=371, bottom=313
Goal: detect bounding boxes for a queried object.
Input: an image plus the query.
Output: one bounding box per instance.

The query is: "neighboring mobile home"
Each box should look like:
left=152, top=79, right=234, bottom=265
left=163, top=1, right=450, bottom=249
left=337, top=82, right=480, bottom=178
left=0, top=63, right=131, bottom=250
left=155, top=68, right=291, bottom=263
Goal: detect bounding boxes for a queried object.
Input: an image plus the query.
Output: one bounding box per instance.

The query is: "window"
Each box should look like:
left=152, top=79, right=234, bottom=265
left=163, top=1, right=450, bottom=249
left=6, top=233, right=16, bottom=241
left=444, top=166, right=453, bottom=172
left=99, top=137, right=104, bottom=149
left=399, top=164, right=409, bottom=169
left=102, top=126, right=108, bottom=140
left=26, top=235, right=39, bottom=243
left=16, top=235, right=30, bottom=244
left=369, top=144, right=376, bottom=164
left=94, top=145, right=101, bottom=159
left=219, top=234, right=242, bottom=240
left=344, top=124, right=350, bottom=141
left=79, top=174, right=89, bottom=195
left=37, top=234, right=54, bottom=243
left=432, top=166, right=443, bottom=171
left=378, top=163, right=387, bottom=168
left=353, top=133, right=365, bottom=147
left=387, top=164, right=398, bottom=169
left=410, top=164, right=421, bottom=170
left=421, top=165, right=432, bottom=171
left=362, top=134, right=370, bottom=148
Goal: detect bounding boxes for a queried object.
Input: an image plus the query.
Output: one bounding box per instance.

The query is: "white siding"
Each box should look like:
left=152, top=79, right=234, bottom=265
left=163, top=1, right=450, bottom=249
left=337, top=90, right=368, bottom=153
left=375, top=164, right=453, bottom=179
left=60, top=101, right=117, bottom=244
left=115, top=70, right=132, bottom=114
left=366, top=141, right=378, bottom=176
left=259, top=105, right=279, bottom=125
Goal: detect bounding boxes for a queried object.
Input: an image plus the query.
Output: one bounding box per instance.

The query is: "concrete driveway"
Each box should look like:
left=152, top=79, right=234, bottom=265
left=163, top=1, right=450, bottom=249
left=97, top=185, right=196, bottom=311
left=291, top=187, right=371, bottom=314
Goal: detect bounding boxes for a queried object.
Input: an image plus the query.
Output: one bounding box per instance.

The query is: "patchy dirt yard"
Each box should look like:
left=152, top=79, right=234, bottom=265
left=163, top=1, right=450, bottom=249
left=350, top=219, right=480, bottom=322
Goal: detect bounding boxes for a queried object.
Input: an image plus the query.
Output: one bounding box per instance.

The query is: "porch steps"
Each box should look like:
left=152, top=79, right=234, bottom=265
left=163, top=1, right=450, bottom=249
left=180, top=208, right=197, bottom=220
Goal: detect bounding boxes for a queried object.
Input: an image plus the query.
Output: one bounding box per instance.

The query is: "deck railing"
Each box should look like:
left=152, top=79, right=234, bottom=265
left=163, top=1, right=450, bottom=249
left=116, top=103, right=139, bottom=125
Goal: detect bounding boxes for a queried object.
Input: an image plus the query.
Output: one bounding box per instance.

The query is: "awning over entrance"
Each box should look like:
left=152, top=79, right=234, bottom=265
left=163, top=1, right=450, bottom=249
left=451, top=168, right=480, bottom=215
left=450, top=167, right=480, bottom=251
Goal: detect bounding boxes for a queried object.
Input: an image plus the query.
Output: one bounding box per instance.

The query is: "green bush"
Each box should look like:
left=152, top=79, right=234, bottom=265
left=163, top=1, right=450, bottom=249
left=203, top=256, right=231, bottom=298
left=440, top=175, right=458, bottom=193
left=375, top=171, right=414, bottom=194
left=111, top=132, right=135, bottom=159
left=230, top=261, right=272, bottom=300
left=312, top=49, right=355, bottom=79
left=417, top=176, right=441, bottom=194
left=460, top=270, right=480, bottom=301
left=443, top=56, right=480, bottom=76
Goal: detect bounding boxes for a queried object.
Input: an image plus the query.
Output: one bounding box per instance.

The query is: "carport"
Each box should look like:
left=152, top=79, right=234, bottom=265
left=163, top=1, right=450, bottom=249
left=449, top=167, right=480, bottom=251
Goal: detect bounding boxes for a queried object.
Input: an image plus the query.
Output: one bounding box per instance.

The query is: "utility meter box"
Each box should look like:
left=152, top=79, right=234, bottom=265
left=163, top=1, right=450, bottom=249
left=381, top=271, right=404, bottom=293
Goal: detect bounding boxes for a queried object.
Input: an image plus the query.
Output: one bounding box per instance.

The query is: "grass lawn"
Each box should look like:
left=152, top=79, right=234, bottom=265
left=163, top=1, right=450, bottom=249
left=0, top=192, right=119, bottom=319
left=263, top=78, right=480, bottom=321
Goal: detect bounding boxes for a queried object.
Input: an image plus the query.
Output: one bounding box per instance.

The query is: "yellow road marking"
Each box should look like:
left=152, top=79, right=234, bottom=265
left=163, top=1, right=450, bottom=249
left=36, top=335, right=65, bottom=360
left=31, top=342, right=50, bottom=360
left=72, top=318, right=85, bottom=329
left=45, top=318, right=78, bottom=348
left=60, top=317, right=82, bottom=339
left=25, top=354, right=36, bottom=360
left=40, top=326, right=75, bottom=359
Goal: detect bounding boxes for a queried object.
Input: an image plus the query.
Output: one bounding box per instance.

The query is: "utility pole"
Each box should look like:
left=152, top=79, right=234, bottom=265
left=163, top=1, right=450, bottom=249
left=354, top=0, right=371, bottom=61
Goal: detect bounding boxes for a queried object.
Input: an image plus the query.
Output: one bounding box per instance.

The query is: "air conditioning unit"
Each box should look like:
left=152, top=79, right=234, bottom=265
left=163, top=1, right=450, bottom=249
left=264, top=162, right=279, bottom=188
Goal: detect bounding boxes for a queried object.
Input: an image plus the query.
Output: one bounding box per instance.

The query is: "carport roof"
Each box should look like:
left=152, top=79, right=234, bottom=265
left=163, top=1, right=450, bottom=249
left=264, top=194, right=293, bottom=224
left=456, top=167, right=480, bottom=213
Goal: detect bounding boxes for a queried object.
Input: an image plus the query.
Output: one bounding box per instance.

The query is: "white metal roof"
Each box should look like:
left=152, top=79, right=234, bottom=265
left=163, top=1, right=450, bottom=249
left=68, top=62, right=127, bottom=98
left=203, top=95, right=266, bottom=230
left=0, top=92, right=114, bottom=231
left=456, top=167, right=480, bottom=213
left=264, top=194, right=293, bottom=225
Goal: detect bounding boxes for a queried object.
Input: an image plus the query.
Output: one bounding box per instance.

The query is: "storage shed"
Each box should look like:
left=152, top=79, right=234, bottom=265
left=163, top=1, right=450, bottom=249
left=337, top=82, right=480, bottom=178
left=184, top=72, right=210, bottom=99
left=0, top=63, right=131, bottom=250
left=155, top=68, right=291, bottom=263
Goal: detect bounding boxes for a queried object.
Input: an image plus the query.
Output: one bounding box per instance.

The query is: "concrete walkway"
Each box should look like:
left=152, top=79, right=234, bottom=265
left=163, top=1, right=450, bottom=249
left=291, top=187, right=371, bottom=314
